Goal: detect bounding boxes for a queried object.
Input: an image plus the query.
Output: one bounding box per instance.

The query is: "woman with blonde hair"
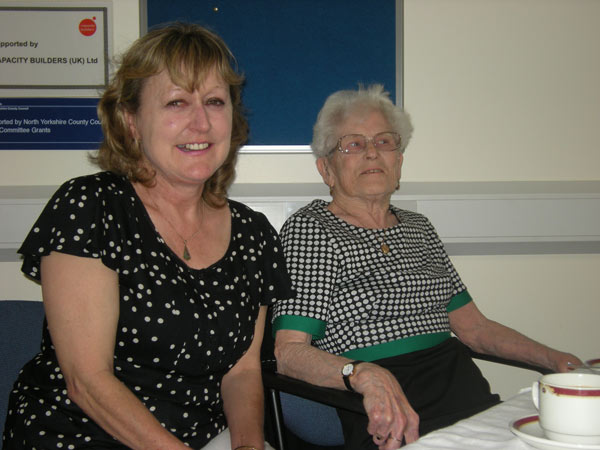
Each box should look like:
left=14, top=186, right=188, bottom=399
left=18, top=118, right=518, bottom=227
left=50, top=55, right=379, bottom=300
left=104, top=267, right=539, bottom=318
left=3, top=23, right=290, bottom=450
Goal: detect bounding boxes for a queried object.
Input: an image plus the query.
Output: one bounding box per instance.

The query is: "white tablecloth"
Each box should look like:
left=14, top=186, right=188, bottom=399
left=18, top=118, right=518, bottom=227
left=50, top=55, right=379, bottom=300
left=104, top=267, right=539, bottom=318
left=403, top=388, right=536, bottom=449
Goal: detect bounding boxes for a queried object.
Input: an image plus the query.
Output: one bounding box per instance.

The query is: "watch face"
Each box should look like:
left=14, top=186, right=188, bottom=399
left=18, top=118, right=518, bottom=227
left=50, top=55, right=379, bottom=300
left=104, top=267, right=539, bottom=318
left=342, top=363, right=354, bottom=376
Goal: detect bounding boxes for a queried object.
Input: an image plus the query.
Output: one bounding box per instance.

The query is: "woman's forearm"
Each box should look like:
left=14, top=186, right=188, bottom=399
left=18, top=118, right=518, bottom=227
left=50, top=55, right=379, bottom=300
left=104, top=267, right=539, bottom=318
left=222, top=368, right=266, bottom=449
left=66, top=369, right=187, bottom=450
left=222, top=305, right=273, bottom=450
left=275, top=336, right=351, bottom=390
left=469, top=319, right=579, bottom=372
left=467, top=318, right=550, bottom=362
left=450, top=302, right=580, bottom=372
left=274, top=330, right=421, bottom=445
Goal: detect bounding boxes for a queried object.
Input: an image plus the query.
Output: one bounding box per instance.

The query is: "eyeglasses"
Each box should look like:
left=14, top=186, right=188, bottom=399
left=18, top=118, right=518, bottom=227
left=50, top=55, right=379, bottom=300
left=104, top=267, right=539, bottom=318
left=334, top=131, right=402, bottom=155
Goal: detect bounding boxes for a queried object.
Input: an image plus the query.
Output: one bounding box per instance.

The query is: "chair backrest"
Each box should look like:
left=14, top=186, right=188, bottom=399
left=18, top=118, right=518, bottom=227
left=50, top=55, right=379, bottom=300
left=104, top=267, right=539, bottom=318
left=0, top=300, right=45, bottom=438
left=261, top=308, right=349, bottom=448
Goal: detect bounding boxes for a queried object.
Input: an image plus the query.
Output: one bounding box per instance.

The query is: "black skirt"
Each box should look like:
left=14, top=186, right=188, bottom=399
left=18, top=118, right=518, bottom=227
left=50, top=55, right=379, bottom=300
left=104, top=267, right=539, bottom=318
left=336, top=337, right=500, bottom=449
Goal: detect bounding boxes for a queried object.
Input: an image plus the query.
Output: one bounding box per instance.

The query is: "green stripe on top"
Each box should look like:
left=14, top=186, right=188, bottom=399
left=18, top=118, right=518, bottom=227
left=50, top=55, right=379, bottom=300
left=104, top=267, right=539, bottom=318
left=446, top=290, right=472, bottom=312
left=272, top=315, right=326, bottom=339
left=341, top=332, right=451, bottom=362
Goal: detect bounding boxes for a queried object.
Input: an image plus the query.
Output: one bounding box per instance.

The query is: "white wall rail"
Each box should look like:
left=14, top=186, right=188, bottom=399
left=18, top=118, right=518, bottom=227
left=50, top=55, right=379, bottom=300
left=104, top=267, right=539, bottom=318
left=1, top=181, right=600, bottom=261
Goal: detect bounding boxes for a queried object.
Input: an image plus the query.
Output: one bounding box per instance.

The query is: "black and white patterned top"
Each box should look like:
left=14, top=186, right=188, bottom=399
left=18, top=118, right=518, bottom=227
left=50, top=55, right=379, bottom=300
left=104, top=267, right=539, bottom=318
left=3, top=171, right=292, bottom=449
left=272, top=199, right=471, bottom=360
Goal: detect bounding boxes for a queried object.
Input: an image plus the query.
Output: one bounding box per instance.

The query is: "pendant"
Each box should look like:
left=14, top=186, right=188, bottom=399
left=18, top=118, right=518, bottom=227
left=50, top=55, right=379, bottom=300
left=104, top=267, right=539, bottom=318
left=381, top=243, right=390, bottom=254
left=183, top=243, right=191, bottom=260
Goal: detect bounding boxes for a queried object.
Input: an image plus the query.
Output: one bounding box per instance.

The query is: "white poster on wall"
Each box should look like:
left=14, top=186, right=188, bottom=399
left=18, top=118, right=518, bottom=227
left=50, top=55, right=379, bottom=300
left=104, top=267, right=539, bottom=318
left=0, top=1, right=112, bottom=97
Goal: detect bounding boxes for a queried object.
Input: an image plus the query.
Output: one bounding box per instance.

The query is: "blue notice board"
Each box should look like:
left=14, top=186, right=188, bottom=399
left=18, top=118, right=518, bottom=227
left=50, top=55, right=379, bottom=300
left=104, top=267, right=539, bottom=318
left=146, top=0, right=397, bottom=146
left=0, top=97, right=102, bottom=150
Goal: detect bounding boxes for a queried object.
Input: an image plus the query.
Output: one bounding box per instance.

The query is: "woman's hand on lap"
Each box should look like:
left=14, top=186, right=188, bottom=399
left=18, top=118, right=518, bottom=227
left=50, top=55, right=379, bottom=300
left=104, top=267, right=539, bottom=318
left=351, top=363, right=420, bottom=448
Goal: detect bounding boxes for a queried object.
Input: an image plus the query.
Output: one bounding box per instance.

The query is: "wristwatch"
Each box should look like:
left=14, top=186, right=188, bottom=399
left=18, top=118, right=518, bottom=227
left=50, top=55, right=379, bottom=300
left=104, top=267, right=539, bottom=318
left=341, top=360, right=363, bottom=392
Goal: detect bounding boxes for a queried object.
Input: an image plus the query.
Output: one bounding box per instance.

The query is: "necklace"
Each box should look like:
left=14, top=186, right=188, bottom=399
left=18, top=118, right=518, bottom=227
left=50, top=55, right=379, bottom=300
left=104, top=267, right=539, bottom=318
left=147, top=194, right=205, bottom=261
left=379, top=229, right=391, bottom=254
left=180, top=227, right=203, bottom=261
left=330, top=201, right=392, bottom=254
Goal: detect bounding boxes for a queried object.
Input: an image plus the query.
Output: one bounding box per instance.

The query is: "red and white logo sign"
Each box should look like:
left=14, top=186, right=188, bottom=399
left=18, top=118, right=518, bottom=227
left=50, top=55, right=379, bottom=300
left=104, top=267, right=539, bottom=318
left=79, top=17, right=97, bottom=36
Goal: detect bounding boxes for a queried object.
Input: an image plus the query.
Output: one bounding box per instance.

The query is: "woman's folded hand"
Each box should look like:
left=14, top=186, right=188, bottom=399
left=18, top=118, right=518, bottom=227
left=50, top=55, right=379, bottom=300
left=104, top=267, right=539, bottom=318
left=351, top=363, right=420, bottom=449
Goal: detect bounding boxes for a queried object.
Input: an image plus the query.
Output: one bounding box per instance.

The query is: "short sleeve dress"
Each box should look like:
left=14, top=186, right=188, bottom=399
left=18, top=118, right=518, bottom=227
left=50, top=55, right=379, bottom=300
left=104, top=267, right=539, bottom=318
left=272, top=199, right=471, bottom=360
left=2, top=171, right=293, bottom=449
left=271, top=199, right=499, bottom=442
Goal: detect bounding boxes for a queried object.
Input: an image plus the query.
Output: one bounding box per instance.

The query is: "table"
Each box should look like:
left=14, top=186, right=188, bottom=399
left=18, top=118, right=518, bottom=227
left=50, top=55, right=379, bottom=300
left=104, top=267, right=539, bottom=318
left=403, top=388, right=536, bottom=449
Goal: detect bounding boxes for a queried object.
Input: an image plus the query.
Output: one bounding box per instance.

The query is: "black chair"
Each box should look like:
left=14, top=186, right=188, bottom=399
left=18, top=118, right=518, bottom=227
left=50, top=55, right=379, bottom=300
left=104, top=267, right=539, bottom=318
left=0, top=300, right=45, bottom=438
left=262, top=315, right=552, bottom=450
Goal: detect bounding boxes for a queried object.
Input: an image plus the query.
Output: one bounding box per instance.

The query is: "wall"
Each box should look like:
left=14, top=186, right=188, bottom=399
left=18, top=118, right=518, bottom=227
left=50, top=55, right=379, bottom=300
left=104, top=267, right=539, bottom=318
left=1, top=0, right=599, bottom=399
left=402, top=0, right=600, bottom=398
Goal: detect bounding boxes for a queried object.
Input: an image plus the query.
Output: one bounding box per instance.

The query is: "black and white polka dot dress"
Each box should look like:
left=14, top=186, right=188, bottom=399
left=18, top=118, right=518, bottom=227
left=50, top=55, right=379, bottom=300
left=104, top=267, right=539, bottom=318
left=272, top=199, right=470, bottom=359
left=3, top=171, right=293, bottom=449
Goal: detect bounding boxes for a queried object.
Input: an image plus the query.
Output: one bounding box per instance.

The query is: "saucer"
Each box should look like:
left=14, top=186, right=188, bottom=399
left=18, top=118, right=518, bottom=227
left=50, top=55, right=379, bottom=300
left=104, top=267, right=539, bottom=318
left=510, top=415, right=600, bottom=450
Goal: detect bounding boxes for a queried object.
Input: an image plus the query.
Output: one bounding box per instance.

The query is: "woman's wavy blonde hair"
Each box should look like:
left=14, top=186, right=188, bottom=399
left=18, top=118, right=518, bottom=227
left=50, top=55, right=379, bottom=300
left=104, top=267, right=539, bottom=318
left=91, top=22, right=248, bottom=207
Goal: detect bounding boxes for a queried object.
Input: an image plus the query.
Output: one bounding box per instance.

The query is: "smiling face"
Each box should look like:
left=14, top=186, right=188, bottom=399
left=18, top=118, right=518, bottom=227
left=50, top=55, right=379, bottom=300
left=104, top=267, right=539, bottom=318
left=317, top=109, right=404, bottom=203
left=125, top=68, right=233, bottom=189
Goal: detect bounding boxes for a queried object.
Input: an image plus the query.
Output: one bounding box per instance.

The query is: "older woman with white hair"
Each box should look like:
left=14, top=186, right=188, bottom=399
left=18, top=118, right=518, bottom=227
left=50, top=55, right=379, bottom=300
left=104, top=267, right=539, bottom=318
left=272, top=84, right=581, bottom=450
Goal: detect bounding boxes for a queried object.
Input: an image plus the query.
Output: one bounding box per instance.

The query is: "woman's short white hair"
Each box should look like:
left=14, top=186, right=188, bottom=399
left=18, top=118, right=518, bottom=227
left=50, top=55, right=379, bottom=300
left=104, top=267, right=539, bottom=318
left=311, top=84, right=413, bottom=158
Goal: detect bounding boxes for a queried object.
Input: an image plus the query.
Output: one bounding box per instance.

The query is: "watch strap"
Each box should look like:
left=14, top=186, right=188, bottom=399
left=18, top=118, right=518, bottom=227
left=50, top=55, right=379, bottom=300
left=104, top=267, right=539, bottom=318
left=342, top=360, right=363, bottom=392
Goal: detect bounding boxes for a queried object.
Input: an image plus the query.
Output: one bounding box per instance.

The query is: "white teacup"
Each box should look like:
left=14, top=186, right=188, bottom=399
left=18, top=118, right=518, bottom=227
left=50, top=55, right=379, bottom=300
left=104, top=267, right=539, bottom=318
left=532, top=373, right=600, bottom=444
